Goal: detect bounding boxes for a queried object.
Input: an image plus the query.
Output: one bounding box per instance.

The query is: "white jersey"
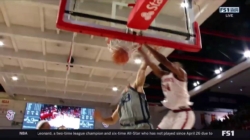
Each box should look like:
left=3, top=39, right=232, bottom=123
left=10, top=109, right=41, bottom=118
left=161, top=73, right=193, bottom=110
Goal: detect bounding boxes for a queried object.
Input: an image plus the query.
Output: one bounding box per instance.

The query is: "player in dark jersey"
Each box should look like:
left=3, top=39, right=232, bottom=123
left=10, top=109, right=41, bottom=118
left=93, top=62, right=153, bottom=129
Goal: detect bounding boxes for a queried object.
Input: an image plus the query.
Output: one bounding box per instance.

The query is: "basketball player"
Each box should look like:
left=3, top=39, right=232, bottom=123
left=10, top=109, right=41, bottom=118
left=94, top=62, right=153, bottom=129
left=138, top=44, right=195, bottom=129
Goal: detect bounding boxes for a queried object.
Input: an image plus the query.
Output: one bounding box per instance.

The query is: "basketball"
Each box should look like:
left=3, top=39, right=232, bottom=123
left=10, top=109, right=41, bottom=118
left=112, top=48, right=129, bottom=65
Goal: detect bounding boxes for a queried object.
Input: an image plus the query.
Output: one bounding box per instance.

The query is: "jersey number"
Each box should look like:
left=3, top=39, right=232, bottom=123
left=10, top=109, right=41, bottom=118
left=120, top=94, right=131, bottom=106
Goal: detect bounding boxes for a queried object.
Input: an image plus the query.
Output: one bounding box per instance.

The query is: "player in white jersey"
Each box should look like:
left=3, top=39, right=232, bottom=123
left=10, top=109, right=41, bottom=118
left=139, top=44, right=195, bottom=129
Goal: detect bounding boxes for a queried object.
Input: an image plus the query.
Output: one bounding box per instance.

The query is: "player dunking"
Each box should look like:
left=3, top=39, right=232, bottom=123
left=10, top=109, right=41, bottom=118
left=139, top=44, right=195, bottom=129
left=94, top=62, right=153, bottom=129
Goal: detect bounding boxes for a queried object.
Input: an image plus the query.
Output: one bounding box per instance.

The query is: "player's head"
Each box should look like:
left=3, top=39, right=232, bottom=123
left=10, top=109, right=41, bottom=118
left=58, top=125, right=66, bottom=130
left=173, top=62, right=183, bottom=68
left=36, top=120, right=50, bottom=129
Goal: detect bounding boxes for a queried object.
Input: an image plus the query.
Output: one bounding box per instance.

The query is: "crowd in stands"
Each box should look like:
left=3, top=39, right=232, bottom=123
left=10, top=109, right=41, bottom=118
left=204, top=104, right=250, bottom=129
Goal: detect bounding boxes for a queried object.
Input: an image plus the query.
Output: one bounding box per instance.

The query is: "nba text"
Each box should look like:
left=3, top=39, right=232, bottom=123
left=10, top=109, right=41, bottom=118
left=222, top=130, right=234, bottom=136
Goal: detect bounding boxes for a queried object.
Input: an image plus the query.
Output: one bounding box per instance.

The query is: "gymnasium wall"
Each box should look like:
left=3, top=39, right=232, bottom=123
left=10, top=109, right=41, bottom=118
left=0, top=99, right=120, bottom=129
left=0, top=98, right=24, bottom=129
left=0, top=93, right=119, bottom=129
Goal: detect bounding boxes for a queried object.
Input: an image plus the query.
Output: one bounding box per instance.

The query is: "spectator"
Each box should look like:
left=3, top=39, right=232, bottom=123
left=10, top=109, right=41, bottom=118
left=204, top=103, right=250, bottom=130
left=36, top=120, right=51, bottom=129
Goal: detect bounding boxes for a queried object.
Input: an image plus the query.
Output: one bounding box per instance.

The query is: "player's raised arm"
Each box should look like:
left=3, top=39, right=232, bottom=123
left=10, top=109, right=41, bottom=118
left=132, top=62, right=147, bottom=93
left=144, top=44, right=186, bottom=81
left=138, top=48, right=166, bottom=79
left=93, top=105, right=119, bottom=125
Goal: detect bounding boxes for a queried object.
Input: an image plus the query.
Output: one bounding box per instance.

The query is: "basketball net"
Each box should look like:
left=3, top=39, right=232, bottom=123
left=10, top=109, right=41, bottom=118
left=107, top=38, right=141, bottom=57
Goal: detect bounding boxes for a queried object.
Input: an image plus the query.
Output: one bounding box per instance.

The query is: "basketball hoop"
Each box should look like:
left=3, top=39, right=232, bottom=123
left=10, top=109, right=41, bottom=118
left=106, top=28, right=143, bottom=64
left=107, top=38, right=141, bottom=57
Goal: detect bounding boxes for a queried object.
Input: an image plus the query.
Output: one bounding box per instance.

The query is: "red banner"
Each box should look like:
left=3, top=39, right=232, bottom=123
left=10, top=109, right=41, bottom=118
left=211, top=114, right=216, bottom=121
left=127, top=0, right=168, bottom=30
left=0, top=99, right=12, bottom=114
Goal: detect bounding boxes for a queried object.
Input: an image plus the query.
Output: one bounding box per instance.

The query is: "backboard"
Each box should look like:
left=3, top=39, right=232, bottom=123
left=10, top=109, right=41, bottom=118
left=57, top=0, right=201, bottom=52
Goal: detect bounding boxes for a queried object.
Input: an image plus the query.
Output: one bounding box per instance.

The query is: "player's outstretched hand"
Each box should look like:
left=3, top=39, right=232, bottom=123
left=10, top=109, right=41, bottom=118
left=93, top=110, right=103, bottom=122
left=145, top=44, right=160, bottom=51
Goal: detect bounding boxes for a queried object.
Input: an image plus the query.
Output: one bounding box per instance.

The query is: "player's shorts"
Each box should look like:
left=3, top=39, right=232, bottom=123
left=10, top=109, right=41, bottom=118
left=157, top=108, right=195, bottom=129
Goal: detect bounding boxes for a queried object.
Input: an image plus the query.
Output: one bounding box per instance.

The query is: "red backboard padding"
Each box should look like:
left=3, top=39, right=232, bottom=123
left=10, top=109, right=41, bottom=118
left=127, top=0, right=168, bottom=30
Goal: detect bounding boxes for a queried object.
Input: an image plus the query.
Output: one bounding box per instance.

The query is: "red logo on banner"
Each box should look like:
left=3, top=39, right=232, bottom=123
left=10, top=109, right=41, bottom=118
left=127, top=0, right=167, bottom=30
left=2, top=100, right=9, bottom=104
left=6, top=110, right=15, bottom=121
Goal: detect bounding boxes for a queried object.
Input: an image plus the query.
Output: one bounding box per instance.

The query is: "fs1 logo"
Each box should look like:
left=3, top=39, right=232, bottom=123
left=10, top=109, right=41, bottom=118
left=222, top=130, right=234, bottom=136
left=219, top=7, right=240, bottom=13
left=219, top=7, right=239, bottom=18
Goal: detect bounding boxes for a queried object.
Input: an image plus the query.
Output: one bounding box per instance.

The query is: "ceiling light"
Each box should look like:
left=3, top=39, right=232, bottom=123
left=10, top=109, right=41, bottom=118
left=180, top=2, right=188, bottom=8
left=240, top=88, right=243, bottom=91
left=0, top=41, right=4, bottom=46
left=112, top=87, right=118, bottom=91
left=217, top=74, right=222, bottom=79
left=219, top=67, right=223, bottom=72
left=244, top=51, right=250, bottom=58
left=218, top=86, right=221, bottom=89
left=134, top=58, right=142, bottom=64
left=214, top=69, right=221, bottom=74
left=196, top=81, right=200, bottom=85
left=11, top=76, right=18, bottom=81
left=230, top=80, right=233, bottom=83
left=193, top=83, right=197, bottom=87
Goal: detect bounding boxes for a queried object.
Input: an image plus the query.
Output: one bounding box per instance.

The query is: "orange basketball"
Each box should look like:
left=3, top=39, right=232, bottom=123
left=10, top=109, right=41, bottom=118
left=112, top=48, right=129, bottom=65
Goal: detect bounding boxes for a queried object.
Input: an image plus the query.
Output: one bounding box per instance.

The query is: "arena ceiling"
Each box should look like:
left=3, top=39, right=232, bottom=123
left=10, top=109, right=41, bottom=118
left=210, top=68, right=250, bottom=95
left=0, top=0, right=226, bottom=106
left=145, top=0, right=250, bottom=103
